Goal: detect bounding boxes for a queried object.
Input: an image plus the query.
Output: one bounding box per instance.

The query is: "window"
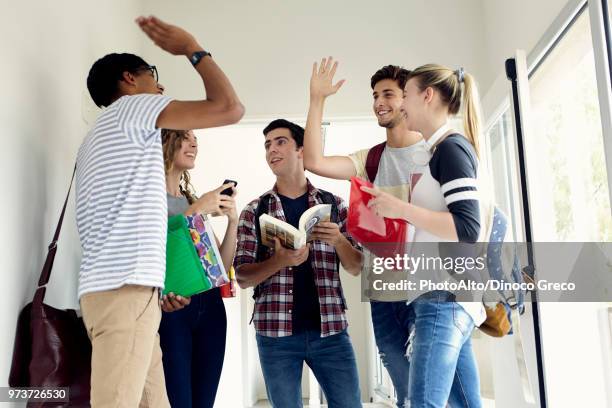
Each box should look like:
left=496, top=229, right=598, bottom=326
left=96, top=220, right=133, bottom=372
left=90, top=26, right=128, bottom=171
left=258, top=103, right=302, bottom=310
left=486, top=110, right=522, bottom=241
left=487, top=5, right=612, bottom=407
left=527, top=8, right=611, bottom=241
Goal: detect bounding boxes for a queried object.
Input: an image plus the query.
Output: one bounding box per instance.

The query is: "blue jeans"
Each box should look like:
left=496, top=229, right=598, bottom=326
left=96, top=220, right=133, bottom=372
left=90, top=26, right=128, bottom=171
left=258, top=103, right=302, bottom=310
left=256, top=329, right=362, bottom=408
left=158, top=288, right=227, bottom=408
left=370, top=301, right=414, bottom=408
left=408, top=291, right=481, bottom=408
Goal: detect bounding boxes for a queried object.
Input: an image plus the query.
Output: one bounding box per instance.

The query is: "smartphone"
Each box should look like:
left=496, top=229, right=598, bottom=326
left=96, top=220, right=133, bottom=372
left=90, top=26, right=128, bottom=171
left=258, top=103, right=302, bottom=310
left=221, top=179, right=237, bottom=196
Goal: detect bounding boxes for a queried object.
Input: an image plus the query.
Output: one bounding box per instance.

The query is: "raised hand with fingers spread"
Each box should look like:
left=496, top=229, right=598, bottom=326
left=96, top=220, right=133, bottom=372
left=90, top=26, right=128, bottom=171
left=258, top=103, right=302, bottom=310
left=310, top=56, right=346, bottom=100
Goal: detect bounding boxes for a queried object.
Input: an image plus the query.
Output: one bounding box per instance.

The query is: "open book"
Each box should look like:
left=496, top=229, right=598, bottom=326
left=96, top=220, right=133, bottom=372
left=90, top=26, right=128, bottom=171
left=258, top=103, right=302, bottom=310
left=259, top=204, right=331, bottom=249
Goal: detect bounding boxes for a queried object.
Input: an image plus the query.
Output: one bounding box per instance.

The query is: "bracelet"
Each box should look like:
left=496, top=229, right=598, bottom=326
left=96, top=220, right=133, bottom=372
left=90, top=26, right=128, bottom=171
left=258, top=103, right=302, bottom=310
left=189, top=50, right=212, bottom=66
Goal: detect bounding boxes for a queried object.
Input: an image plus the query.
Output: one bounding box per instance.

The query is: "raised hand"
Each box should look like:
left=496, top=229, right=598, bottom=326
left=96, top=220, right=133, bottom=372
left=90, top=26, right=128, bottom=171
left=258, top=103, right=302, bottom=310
left=135, top=15, right=201, bottom=56
left=310, top=57, right=346, bottom=100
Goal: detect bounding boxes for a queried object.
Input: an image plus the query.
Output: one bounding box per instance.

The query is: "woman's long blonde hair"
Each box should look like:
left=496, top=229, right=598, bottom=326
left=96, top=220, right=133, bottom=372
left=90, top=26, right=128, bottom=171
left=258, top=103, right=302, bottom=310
left=161, top=129, right=198, bottom=204
left=407, top=64, right=482, bottom=158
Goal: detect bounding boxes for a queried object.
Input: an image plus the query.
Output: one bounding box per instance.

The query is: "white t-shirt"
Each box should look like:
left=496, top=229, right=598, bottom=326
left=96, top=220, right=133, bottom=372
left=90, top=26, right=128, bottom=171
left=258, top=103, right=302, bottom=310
left=76, top=93, right=173, bottom=299
left=349, top=140, right=427, bottom=301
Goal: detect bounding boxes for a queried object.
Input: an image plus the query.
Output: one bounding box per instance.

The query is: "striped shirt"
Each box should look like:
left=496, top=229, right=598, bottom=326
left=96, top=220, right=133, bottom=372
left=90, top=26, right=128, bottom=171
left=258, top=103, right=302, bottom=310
left=76, top=94, right=173, bottom=299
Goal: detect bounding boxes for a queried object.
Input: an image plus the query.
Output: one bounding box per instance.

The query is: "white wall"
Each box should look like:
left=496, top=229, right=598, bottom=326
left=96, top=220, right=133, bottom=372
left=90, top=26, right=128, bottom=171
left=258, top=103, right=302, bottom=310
left=141, top=0, right=488, bottom=119
left=480, top=0, right=573, bottom=90
left=0, top=0, right=146, bottom=391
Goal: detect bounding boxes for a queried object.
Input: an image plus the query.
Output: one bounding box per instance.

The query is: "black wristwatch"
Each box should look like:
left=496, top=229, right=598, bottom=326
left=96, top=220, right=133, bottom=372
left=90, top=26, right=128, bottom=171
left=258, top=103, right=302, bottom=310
left=189, top=50, right=212, bottom=66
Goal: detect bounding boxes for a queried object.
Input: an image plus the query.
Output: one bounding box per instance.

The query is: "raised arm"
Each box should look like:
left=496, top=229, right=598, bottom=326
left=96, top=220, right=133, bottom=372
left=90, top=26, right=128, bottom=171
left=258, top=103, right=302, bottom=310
left=136, top=16, right=245, bottom=130
left=304, top=57, right=357, bottom=180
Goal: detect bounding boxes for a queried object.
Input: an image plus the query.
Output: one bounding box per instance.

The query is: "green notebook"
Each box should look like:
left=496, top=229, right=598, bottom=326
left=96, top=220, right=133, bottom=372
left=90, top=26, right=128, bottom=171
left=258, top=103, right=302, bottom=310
left=165, top=214, right=212, bottom=296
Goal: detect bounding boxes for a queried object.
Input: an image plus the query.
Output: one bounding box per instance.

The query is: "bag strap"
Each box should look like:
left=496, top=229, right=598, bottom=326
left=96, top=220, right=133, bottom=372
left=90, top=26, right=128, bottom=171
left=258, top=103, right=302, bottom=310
left=36, top=165, right=77, bottom=292
left=315, top=189, right=339, bottom=224
left=251, top=194, right=272, bottom=302
left=365, top=142, right=386, bottom=183
left=254, top=193, right=271, bottom=264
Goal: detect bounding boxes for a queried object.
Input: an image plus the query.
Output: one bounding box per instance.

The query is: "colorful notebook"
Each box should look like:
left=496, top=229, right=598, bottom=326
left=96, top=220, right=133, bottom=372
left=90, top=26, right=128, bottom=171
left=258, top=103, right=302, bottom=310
left=165, top=214, right=229, bottom=296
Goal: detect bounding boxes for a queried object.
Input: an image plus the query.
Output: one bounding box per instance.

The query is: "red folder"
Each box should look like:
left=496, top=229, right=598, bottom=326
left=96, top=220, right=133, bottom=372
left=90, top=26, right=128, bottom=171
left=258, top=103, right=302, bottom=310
left=347, top=177, right=409, bottom=258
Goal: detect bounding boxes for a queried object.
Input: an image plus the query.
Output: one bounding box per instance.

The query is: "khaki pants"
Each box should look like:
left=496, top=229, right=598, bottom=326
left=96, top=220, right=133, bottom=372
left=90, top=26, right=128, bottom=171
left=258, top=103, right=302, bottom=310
left=80, top=285, right=170, bottom=408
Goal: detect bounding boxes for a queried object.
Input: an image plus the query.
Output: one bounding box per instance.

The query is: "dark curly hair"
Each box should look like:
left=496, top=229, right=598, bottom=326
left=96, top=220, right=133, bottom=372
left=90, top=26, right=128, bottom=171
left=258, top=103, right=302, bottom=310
left=87, top=53, right=150, bottom=107
left=370, top=65, right=411, bottom=90
left=262, top=119, right=304, bottom=148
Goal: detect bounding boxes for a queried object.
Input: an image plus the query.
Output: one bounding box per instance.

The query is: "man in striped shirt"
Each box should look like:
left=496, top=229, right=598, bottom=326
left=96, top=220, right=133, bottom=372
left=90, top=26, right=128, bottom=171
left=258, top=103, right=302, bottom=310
left=76, top=16, right=243, bottom=407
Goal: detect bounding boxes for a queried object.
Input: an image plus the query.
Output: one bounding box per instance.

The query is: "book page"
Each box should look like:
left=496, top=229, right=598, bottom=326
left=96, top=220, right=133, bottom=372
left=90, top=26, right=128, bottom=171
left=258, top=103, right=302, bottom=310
left=299, top=204, right=331, bottom=241
left=259, top=213, right=304, bottom=249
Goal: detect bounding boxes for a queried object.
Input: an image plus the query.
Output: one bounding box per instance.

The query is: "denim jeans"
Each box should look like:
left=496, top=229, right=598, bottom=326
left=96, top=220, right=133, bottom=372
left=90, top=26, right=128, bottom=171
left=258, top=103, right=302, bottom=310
left=408, top=291, right=481, bottom=408
left=370, top=301, right=414, bottom=408
left=158, top=288, right=227, bottom=408
left=256, top=329, right=362, bottom=408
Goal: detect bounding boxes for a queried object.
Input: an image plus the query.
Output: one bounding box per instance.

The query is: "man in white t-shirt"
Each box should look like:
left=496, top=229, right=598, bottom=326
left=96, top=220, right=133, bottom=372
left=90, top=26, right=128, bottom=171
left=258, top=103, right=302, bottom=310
left=303, top=58, right=422, bottom=408
left=76, top=16, right=243, bottom=407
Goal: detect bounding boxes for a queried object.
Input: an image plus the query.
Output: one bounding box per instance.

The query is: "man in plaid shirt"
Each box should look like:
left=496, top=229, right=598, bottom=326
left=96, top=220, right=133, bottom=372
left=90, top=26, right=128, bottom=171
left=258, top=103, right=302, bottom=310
left=235, top=119, right=363, bottom=407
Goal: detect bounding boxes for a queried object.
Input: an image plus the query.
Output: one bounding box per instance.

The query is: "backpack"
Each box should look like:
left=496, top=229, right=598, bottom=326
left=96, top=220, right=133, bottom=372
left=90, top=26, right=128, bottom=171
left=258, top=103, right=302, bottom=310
left=364, top=141, right=386, bottom=183
left=251, top=189, right=340, bottom=298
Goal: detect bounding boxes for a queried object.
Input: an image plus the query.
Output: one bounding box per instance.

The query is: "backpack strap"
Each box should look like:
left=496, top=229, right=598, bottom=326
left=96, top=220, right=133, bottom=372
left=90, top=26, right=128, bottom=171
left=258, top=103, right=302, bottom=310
left=365, top=142, right=386, bottom=183
left=315, top=189, right=341, bottom=270
left=315, top=189, right=339, bottom=224
left=254, top=193, right=272, bottom=264
left=252, top=193, right=272, bottom=301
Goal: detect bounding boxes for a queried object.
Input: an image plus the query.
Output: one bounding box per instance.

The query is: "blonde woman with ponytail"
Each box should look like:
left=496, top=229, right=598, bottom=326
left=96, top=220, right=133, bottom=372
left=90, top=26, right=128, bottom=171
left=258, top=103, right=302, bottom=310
left=362, top=64, right=485, bottom=407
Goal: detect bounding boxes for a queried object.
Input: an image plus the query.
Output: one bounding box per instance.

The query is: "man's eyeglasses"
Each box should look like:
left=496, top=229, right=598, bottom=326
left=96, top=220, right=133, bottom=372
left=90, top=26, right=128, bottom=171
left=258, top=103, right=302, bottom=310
left=134, top=65, right=159, bottom=82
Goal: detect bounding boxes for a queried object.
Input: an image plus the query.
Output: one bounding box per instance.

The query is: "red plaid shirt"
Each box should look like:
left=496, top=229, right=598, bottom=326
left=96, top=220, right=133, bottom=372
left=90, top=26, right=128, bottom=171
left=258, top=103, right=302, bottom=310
left=234, top=179, right=359, bottom=338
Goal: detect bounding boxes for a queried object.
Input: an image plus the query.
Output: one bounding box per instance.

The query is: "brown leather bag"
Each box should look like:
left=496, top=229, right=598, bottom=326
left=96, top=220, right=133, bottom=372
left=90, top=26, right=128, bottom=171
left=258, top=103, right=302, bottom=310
left=479, top=302, right=512, bottom=337
left=9, top=168, right=91, bottom=407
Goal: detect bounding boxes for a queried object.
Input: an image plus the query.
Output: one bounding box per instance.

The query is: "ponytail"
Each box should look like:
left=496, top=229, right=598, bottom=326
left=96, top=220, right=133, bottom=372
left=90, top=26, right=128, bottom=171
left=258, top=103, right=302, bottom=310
left=461, top=72, right=482, bottom=158
left=407, top=64, right=483, bottom=158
